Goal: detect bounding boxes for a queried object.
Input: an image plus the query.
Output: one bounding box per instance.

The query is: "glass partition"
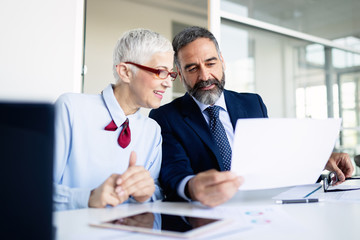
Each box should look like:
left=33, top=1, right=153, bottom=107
left=216, top=0, right=360, bottom=162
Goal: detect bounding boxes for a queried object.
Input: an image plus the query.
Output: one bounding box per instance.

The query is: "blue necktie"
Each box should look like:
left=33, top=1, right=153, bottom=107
left=205, top=106, right=232, bottom=171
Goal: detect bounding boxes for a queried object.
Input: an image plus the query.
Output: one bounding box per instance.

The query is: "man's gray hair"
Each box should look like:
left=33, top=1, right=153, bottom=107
left=172, top=26, right=221, bottom=70
left=112, top=28, right=173, bottom=82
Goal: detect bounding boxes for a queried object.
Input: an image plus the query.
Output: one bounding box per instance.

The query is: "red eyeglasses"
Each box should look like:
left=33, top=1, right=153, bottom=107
left=125, top=62, right=177, bottom=81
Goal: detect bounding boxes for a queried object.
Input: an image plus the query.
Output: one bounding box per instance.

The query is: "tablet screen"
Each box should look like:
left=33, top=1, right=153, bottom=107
left=106, top=211, right=219, bottom=232
left=92, top=211, right=230, bottom=238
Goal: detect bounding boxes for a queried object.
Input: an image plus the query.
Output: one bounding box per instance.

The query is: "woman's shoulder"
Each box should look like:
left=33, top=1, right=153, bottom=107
left=55, top=92, right=100, bottom=107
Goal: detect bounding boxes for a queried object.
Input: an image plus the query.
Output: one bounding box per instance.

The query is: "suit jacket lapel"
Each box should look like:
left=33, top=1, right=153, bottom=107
left=224, top=90, right=248, bottom=129
left=181, top=93, right=224, bottom=170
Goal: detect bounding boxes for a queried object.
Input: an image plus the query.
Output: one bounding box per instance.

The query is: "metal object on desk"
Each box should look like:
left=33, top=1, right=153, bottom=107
left=354, top=154, right=360, bottom=176
left=322, top=172, right=337, bottom=192
left=322, top=171, right=360, bottom=192
left=354, top=155, right=360, bottom=168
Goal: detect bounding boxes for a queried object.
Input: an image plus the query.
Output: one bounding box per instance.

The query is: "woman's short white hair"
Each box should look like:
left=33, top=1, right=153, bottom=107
left=112, top=28, right=173, bottom=82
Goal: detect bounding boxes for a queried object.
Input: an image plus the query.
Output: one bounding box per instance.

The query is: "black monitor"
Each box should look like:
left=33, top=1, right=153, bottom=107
left=0, top=102, right=55, bottom=239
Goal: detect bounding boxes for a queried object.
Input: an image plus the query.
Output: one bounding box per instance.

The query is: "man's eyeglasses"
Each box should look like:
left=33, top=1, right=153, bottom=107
left=125, top=62, right=177, bottom=81
left=322, top=171, right=360, bottom=192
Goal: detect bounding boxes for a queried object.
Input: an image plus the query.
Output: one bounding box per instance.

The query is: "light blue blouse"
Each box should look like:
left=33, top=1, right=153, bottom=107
left=53, top=84, right=163, bottom=211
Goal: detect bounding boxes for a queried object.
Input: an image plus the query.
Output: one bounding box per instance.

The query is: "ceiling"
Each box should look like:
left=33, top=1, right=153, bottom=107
left=230, top=0, right=360, bottom=40
left=129, top=0, right=360, bottom=41
left=127, top=0, right=207, bottom=19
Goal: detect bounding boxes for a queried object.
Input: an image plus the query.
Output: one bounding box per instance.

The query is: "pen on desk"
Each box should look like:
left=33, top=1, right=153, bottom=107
left=275, top=198, right=320, bottom=204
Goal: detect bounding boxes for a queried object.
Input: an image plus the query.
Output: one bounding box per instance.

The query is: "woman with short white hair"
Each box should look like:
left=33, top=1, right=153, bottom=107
left=53, top=28, right=177, bottom=210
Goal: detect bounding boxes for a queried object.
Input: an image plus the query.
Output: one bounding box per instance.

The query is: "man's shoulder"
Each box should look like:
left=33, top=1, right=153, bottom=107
left=224, top=89, right=265, bottom=105
left=224, top=89, right=261, bottom=99
left=224, top=89, right=267, bottom=117
left=150, top=94, right=187, bottom=116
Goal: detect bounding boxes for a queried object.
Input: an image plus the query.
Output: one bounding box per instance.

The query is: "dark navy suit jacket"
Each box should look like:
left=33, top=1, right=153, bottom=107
left=149, top=89, right=268, bottom=201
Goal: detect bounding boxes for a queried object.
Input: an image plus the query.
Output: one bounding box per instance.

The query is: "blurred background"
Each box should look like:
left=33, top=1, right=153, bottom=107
left=1, top=0, right=360, bottom=172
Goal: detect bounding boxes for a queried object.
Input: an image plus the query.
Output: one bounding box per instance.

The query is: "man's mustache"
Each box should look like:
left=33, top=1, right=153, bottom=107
left=193, top=79, right=221, bottom=91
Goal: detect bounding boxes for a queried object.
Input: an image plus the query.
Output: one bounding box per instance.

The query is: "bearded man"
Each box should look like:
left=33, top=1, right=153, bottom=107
left=149, top=26, right=353, bottom=207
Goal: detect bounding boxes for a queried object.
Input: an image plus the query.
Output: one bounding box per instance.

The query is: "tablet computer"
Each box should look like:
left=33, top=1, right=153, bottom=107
left=90, top=211, right=232, bottom=238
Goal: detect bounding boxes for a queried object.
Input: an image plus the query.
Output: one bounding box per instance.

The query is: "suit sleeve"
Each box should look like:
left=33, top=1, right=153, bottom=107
left=256, top=94, right=268, bottom=118
left=149, top=108, right=194, bottom=201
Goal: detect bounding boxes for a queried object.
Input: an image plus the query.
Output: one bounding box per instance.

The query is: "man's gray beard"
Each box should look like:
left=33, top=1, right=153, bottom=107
left=183, top=73, right=225, bottom=105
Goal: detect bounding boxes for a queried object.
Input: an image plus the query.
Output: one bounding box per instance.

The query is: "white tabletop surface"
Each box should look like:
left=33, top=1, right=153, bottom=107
left=53, top=187, right=360, bottom=240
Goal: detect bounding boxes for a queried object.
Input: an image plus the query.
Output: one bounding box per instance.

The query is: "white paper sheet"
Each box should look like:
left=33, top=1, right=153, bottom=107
left=272, top=184, right=323, bottom=200
left=231, top=118, right=341, bottom=190
left=190, top=204, right=304, bottom=238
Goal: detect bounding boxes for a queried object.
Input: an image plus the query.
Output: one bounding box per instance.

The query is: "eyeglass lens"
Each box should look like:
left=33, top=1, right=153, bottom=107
left=158, top=70, right=177, bottom=80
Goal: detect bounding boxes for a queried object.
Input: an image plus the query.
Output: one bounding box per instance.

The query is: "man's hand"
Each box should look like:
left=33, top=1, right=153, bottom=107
left=187, top=169, right=243, bottom=207
left=115, top=151, right=155, bottom=202
left=325, top=152, right=354, bottom=184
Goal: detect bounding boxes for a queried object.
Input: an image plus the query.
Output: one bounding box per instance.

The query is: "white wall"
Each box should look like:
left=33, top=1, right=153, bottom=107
left=84, top=0, right=207, bottom=107
left=0, top=0, right=84, bottom=102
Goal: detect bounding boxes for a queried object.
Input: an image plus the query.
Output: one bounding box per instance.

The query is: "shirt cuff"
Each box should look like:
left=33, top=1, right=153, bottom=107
left=177, top=175, right=195, bottom=201
left=71, top=187, right=92, bottom=209
left=53, top=183, right=91, bottom=211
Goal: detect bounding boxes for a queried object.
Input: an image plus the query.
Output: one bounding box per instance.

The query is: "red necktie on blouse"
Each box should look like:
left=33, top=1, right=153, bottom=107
left=104, top=118, right=131, bottom=148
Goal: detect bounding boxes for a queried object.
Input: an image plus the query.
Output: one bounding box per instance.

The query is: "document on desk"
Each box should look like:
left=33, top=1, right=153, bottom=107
left=190, top=204, right=304, bottom=238
left=272, top=184, right=323, bottom=200
left=314, top=190, right=360, bottom=202
left=312, top=179, right=360, bottom=202
left=231, top=118, right=341, bottom=190
left=273, top=181, right=360, bottom=202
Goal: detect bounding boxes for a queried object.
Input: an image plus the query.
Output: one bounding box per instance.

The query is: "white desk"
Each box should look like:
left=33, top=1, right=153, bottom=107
left=54, top=188, right=360, bottom=240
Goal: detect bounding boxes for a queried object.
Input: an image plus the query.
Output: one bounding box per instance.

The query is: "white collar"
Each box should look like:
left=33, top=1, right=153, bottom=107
left=102, top=84, right=140, bottom=126
left=191, top=91, right=227, bottom=113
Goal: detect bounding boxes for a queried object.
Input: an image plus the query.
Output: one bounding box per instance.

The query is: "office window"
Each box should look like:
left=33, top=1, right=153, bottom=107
left=215, top=0, right=360, bottom=157
left=220, top=22, right=255, bottom=93
left=220, top=19, right=308, bottom=118
left=295, top=86, right=328, bottom=119
left=220, top=0, right=360, bottom=41
left=333, top=36, right=360, bottom=68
